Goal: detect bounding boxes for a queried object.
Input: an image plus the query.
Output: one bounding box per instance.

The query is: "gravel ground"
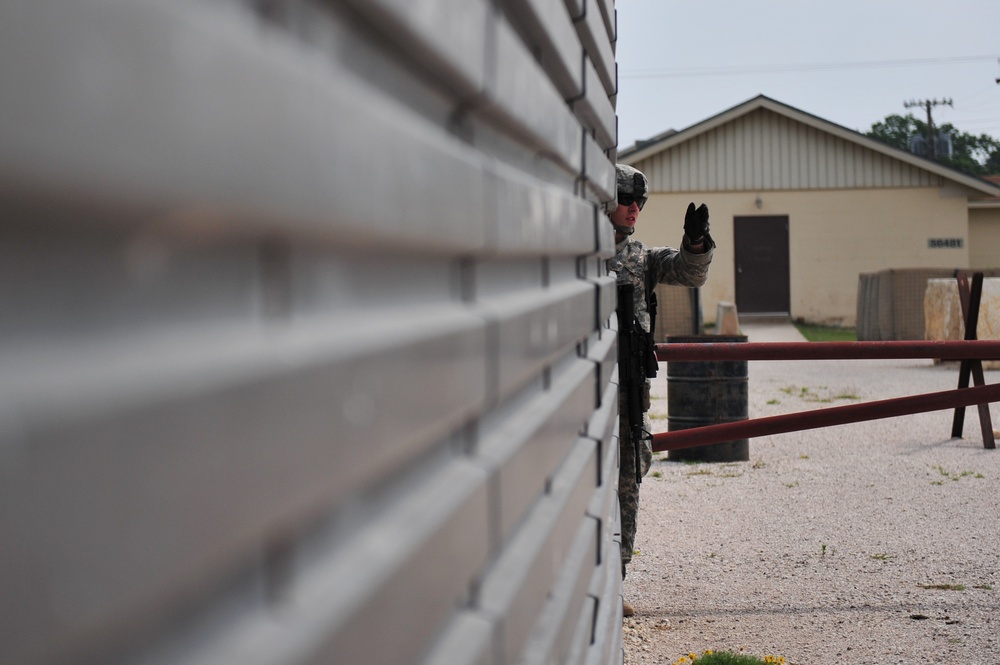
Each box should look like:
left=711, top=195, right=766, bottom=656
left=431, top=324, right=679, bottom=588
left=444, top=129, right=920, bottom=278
left=623, top=324, right=1000, bottom=665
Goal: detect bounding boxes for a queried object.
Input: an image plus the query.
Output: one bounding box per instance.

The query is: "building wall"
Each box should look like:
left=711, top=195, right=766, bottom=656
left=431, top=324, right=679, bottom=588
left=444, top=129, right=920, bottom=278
left=636, top=187, right=971, bottom=327
left=640, top=108, right=944, bottom=193
left=0, top=2, right=626, bottom=665
left=970, top=207, right=1000, bottom=269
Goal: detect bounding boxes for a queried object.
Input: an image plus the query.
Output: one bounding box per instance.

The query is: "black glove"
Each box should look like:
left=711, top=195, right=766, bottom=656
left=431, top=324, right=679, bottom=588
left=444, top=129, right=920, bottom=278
left=683, top=202, right=711, bottom=246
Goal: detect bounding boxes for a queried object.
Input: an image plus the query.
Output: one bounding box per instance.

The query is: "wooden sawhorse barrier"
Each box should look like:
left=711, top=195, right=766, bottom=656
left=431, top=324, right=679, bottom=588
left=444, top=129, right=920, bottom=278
left=952, top=271, right=995, bottom=448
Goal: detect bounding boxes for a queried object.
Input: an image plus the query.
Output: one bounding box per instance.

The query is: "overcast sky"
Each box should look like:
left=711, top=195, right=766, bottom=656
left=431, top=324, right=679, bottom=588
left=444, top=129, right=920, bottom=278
left=614, top=0, right=1000, bottom=151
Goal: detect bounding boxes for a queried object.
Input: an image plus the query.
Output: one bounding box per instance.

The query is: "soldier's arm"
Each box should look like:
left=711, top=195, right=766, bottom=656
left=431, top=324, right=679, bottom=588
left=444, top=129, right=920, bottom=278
left=648, top=241, right=713, bottom=288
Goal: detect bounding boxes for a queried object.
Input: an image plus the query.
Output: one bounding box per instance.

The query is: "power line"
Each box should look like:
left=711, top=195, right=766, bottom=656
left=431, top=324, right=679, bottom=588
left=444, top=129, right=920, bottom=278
left=621, top=55, right=997, bottom=79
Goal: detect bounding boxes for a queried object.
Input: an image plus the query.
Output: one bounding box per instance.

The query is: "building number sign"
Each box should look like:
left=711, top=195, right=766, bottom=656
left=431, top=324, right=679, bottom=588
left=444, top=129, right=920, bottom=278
left=928, top=238, right=964, bottom=249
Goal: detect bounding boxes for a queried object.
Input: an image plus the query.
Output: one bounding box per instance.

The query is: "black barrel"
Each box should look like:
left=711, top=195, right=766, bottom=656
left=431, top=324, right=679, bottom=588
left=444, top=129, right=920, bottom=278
left=666, top=334, right=749, bottom=462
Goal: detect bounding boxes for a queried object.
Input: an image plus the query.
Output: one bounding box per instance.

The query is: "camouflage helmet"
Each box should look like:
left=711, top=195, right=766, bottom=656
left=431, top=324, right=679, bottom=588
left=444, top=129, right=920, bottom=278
left=615, top=163, right=648, bottom=201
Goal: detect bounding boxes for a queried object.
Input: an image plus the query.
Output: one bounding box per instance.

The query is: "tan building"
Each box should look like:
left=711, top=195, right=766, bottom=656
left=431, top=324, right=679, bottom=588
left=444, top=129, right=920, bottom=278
left=620, top=95, right=1000, bottom=327
left=971, top=175, right=1000, bottom=270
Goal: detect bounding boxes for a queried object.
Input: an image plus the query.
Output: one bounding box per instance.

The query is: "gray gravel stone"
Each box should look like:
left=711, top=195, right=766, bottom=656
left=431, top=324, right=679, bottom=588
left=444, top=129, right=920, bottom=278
left=624, top=323, right=1000, bottom=665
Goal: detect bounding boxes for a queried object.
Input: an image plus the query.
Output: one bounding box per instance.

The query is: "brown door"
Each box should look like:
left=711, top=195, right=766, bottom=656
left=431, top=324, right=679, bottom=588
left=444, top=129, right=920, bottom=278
left=734, top=216, right=790, bottom=315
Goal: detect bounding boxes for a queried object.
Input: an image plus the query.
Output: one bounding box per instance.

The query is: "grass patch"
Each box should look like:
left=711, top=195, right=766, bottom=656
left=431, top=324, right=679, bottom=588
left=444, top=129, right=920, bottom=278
left=779, top=385, right=860, bottom=403
left=930, top=465, right=984, bottom=484
left=686, top=468, right=714, bottom=476
left=918, top=583, right=966, bottom=591
left=672, top=651, right=786, bottom=665
left=682, top=463, right=744, bottom=479
left=793, top=320, right=857, bottom=342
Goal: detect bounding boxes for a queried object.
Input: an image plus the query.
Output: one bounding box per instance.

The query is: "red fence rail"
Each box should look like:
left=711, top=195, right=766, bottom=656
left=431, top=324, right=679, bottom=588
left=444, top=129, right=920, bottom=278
left=655, top=340, right=1000, bottom=363
left=652, top=381, right=1000, bottom=452
left=652, top=339, right=999, bottom=453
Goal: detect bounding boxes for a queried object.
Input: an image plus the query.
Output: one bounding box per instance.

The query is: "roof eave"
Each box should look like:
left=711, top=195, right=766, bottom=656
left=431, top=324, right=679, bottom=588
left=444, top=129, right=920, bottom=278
left=619, top=95, right=1000, bottom=198
left=969, top=199, right=1000, bottom=209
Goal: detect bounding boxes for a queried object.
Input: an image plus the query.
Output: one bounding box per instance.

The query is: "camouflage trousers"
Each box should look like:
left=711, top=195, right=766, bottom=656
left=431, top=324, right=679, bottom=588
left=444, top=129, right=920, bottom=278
left=618, top=407, right=652, bottom=580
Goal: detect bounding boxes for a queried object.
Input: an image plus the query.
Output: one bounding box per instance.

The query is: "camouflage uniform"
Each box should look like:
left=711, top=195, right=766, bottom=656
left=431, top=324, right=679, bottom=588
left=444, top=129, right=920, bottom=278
left=609, top=236, right=713, bottom=578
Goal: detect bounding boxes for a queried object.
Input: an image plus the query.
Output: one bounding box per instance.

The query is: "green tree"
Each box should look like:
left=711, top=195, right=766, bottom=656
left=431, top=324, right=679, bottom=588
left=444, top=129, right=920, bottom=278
left=867, top=113, right=915, bottom=151
left=865, top=113, right=1000, bottom=177
left=986, top=150, right=1000, bottom=174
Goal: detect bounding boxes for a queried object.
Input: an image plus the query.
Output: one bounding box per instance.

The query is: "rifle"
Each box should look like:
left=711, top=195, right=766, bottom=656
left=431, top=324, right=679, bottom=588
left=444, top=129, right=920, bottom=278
left=645, top=251, right=659, bottom=380
left=616, top=284, right=647, bottom=485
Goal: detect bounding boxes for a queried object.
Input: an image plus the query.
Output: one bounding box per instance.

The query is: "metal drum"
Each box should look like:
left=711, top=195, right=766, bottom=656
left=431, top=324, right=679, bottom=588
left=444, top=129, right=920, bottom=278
left=666, top=335, right=750, bottom=462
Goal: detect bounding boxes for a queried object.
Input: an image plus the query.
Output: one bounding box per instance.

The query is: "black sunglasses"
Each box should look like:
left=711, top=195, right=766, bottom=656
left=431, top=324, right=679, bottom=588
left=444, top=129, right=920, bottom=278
left=617, top=192, right=646, bottom=210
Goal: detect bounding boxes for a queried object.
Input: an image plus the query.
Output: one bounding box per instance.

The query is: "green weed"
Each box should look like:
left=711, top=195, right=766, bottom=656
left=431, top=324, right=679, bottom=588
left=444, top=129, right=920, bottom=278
left=672, top=650, right=785, bottom=665
left=918, top=583, right=966, bottom=591
left=778, top=385, right=859, bottom=403
left=930, top=465, right=984, bottom=483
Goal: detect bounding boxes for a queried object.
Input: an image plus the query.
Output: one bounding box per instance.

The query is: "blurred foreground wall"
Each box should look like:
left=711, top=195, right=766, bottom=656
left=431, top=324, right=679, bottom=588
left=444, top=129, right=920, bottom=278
left=0, top=1, right=623, bottom=664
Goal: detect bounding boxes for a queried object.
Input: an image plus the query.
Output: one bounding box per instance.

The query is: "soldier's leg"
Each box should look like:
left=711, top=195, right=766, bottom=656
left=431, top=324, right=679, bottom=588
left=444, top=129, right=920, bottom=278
left=640, top=384, right=653, bottom=476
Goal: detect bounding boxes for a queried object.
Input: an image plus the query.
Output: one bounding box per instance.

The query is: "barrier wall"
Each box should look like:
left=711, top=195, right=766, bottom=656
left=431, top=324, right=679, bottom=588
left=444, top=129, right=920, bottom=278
left=0, top=1, right=624, bottom=664
left=652, top=285, right=701, bottom=341
left=857, top=268, right=1000, bottom=341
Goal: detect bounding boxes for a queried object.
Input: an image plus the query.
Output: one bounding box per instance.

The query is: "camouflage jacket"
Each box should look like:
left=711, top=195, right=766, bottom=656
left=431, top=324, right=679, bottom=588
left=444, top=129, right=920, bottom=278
left=608, top=237, right=714, bottom=333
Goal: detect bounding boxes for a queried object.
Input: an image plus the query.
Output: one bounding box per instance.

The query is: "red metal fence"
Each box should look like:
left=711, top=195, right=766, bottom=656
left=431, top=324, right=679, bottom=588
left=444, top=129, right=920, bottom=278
left=651, top=272, right=998, bottom=453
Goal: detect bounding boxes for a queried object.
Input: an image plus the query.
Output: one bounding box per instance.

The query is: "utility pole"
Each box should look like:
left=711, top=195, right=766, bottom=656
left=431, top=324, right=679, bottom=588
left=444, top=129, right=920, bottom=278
left=904, top=98, right=952, bottom=160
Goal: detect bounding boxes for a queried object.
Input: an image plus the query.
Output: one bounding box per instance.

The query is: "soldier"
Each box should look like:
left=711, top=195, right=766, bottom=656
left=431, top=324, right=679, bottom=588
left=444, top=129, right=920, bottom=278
left=608, top=164, right=714, bottom=617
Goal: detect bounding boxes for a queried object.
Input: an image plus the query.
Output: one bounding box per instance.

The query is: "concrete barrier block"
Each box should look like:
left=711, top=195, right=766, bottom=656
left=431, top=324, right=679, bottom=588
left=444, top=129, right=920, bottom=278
left=924, top=278, right=1000, bottom=369
left=716, top=301, right=740, bottom=335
